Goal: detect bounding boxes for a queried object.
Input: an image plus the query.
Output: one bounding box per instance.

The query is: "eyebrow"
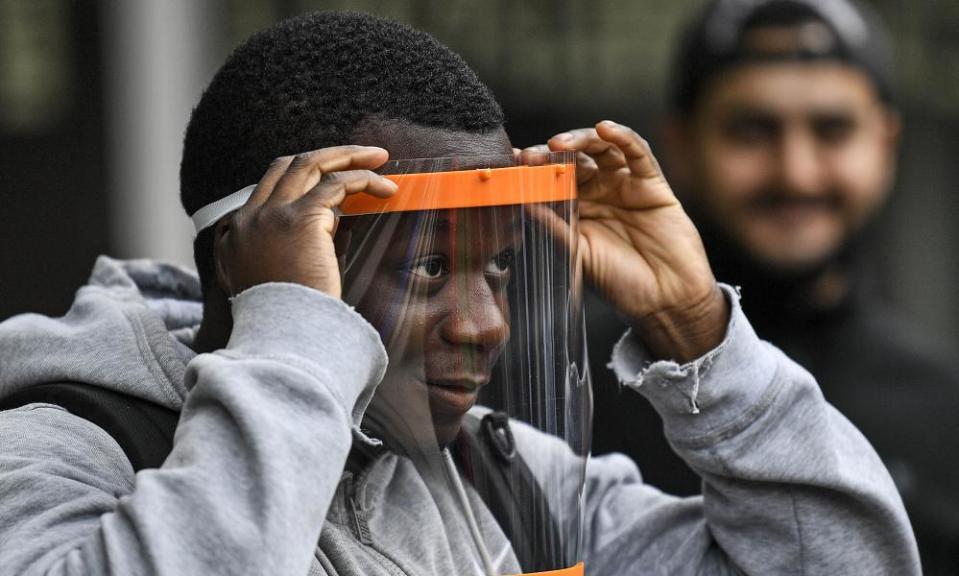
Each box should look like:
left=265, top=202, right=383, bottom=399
left=404, top=212, right=524, bottom=250
left=403, top=215, right=450, bottom=251
left=722, top=103, right=861, bottom=121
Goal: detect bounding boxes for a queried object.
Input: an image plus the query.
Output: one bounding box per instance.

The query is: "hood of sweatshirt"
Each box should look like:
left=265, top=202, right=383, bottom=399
left=0, top=256, right=202, bottom=408
left=0, top=255, right=531, bottom=574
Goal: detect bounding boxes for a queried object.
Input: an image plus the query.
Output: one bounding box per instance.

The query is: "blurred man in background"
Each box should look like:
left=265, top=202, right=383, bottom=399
left=590, top=0, right=959, bottom=573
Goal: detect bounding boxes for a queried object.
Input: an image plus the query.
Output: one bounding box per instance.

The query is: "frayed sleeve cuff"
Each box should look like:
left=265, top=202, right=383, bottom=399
left=609, top=283, right=779, bottom=443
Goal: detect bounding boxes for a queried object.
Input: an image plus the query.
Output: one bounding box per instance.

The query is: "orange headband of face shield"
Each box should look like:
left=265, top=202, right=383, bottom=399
left=339, top=163, right=576, bottom=216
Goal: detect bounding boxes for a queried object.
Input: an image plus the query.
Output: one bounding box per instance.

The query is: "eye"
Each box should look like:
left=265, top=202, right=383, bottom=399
left=722, top=113, right=779, bottom=147
left=407, top=256, right=449, bottom=280
left=726, top=119, right=777, bottom=145
left=812, top=115, right=856, bottom=145
left=485, top=248, right=515, bottom=276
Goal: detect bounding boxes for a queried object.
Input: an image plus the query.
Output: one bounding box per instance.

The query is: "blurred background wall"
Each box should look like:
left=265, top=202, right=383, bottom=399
left=1, top=0, right=957, bottom=349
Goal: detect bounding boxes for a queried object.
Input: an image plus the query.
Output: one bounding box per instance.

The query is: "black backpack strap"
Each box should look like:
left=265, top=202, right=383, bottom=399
left=0, top=382, right=180, bottom=471
left=4, top=385, right=563, bottom=568
left=453, top=411, right=564, bottom=573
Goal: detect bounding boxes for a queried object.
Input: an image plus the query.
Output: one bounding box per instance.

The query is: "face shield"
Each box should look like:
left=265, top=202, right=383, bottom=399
left=337, top=151, right=591, bottom=576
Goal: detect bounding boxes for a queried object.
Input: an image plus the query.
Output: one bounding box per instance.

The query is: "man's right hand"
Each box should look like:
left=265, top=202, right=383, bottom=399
left=213, top=146, right=397, bottom=299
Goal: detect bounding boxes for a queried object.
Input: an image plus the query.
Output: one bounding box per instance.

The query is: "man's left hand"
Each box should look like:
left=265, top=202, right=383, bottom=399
left=524, top=120, right=728, bottom=363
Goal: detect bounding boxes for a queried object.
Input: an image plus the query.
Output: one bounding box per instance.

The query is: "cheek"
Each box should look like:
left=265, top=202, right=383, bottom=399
left=829, top=142, right=892, bottom=226
left=382, top=299, right=449, bottom=373
left=691, top=153, right=767, bottom=228
left=495, top=293, right=511, bottom=350
left=696, top=137, right=772, bottom=209
left=352, top=272, right=428, bottom=352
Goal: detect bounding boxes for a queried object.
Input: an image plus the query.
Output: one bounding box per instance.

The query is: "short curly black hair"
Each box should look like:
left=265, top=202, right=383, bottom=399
left=180, top=11, right=504, bottom=294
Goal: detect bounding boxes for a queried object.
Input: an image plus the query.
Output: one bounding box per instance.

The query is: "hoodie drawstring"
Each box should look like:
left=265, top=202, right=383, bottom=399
left=442, top=448, right=497, bottom=576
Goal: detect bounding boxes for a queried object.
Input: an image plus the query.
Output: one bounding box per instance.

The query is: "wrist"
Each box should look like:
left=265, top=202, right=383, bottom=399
left=630, top=284, right=729, bottom=363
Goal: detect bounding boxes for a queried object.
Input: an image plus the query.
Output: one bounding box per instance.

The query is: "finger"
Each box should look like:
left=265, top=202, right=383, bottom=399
left=269, top=145, right=389, bottom=205
left=548, top=128, right=626, bottom=170
left=595, top=120, right=662, bottom=179
left=246, top=155, right=295, bottom=207
left=295, top=169, right=397, bottom=212
left=574, top=151, right=599, bottom=185
left=519, top=144, right=551, bottom=166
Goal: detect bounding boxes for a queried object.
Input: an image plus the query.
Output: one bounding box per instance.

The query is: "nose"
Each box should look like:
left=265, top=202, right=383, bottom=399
left=440, top=273, right=510, bottom=350
left=777, top=129, right=827, bottom=196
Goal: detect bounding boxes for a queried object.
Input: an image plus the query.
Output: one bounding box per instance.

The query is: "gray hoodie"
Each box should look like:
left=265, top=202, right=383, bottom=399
left=0, top=256, right=919, bottom=575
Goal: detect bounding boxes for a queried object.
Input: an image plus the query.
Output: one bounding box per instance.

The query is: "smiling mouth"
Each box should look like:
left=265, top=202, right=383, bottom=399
left=751, top=196, right=838, bottom=212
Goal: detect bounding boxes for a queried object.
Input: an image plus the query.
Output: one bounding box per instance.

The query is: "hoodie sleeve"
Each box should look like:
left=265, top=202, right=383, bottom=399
left=0, top=283, right=387, bottom=576
left=577, top=285, right=921, bottom=575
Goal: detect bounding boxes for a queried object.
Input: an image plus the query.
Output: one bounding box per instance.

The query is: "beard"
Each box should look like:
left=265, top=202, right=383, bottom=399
left=687, top=193, right=884, bottom=314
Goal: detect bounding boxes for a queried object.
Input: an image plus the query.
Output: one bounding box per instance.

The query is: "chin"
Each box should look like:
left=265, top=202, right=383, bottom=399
left=429, top=411, right=468, bottom=448
left=742, top=230, right=842, bottom=278
left=361, top=403, right=467, bottom=455
left=433, top=425, right=463, bottom=448
left=749, top=247, right=839, bottom=282
left=363, top=372, right=485, bottom=453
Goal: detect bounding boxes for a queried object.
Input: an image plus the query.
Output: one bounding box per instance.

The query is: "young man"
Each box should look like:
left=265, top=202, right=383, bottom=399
left=591, top=0, right=959, bottom=572
left=0, top=11, right=918, bottom=575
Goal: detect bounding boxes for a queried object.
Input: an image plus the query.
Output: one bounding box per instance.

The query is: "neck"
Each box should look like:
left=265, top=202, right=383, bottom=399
left=193, top=286, right=233, bottom=353
left=804, top=266, right=850, bottom=312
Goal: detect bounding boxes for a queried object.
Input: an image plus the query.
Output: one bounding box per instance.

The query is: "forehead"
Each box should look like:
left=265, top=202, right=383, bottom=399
left=351, top=118, right=513, bottom=160
left=699, top=62, right=882, bottom=118
left=393, top=206, right=522, bottom=241
left=343, top=205, right=523, bottom=255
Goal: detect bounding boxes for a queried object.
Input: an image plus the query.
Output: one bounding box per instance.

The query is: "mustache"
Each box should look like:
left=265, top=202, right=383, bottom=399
left=746, top=190, right=842, bottom=211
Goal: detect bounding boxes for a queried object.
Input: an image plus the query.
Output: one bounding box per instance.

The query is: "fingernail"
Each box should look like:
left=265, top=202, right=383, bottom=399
left=554, top=132, right=573, bottom=142
left=601, top=120, right=619, bottom=128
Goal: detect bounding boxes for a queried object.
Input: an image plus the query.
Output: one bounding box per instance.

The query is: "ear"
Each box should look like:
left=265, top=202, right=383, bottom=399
left=212, top=218, right=233, bottom=296
left=659, top=114, right=695, bottom=192
left=870, top=106, right=902, bottom=198
left=881, top=107, right=903, bottom=176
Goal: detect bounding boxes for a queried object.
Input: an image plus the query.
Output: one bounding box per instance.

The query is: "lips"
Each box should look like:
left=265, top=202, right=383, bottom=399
left=424, top=377, right=487, bottom=415
left=750, top=195, right=839, bottom=212
left=746, top=196, right=840, bottom=228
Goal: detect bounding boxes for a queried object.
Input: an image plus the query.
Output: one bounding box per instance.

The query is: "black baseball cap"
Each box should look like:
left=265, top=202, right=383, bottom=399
left=670, top=0, right=896, bottom=113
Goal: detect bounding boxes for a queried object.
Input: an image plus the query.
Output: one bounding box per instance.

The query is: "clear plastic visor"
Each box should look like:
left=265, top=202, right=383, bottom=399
left=337, top=152, right=590, bottom=575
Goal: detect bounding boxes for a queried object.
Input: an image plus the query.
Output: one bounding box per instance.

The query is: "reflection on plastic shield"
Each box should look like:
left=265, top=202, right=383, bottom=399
left=338, top=151, right=590, bottom=575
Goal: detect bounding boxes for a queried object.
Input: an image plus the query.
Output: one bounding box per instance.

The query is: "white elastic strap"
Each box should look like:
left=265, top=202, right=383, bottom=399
left=190, top=184, right=257, bottom=234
